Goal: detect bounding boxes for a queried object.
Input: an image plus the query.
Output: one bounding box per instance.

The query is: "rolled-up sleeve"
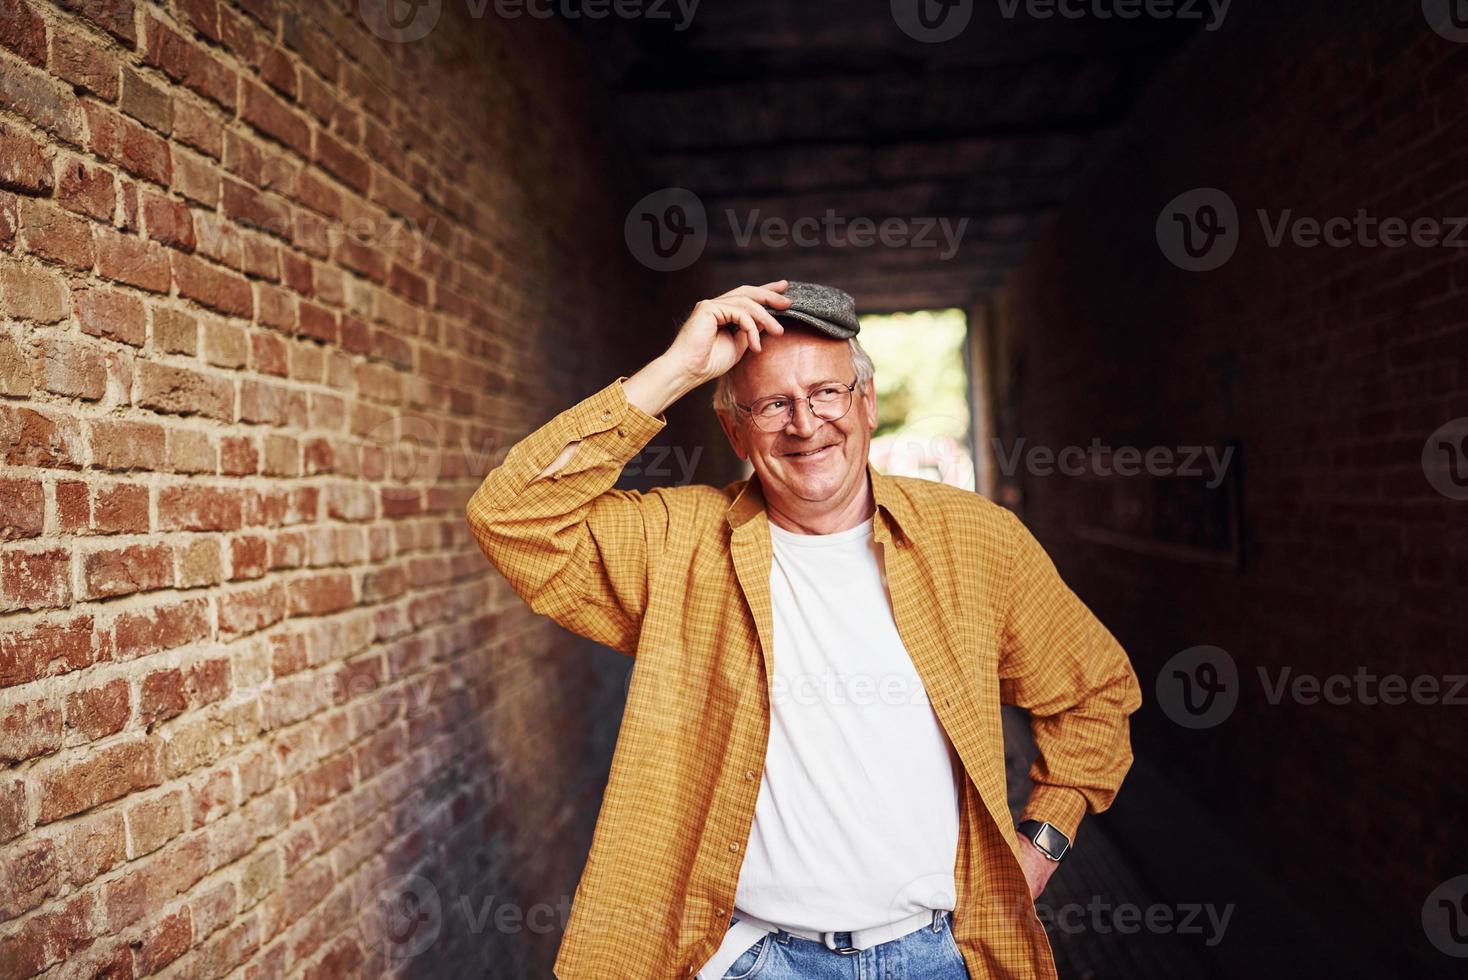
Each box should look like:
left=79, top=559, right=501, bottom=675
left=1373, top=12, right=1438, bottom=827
left=466, top=378, right=670, bottom=655
left=996, top=509, right=1144, bottom=842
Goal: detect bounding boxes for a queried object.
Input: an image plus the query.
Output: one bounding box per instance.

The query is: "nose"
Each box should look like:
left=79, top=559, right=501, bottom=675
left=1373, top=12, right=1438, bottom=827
left=783, top=397, right=821, bottom=438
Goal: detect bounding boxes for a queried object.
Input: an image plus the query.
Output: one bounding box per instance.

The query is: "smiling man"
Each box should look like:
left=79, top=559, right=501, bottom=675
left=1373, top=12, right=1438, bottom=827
left=466, top=281, right=1142, bottom=980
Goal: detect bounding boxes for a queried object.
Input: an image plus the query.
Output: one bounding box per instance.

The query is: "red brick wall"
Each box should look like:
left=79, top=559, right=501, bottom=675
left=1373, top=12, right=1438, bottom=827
left=986, top=0, right=1465, bottom=971
left=0, top=2, right=718, bottom=976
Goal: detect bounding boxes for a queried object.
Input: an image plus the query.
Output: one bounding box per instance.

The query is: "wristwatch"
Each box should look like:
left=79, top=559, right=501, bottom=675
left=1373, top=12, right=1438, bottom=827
left=1017, top=819, right=1071, bottom=862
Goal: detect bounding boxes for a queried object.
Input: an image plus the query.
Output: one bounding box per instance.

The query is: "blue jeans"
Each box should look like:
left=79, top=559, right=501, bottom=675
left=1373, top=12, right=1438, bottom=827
left=720, top=910, right=972, bottom=979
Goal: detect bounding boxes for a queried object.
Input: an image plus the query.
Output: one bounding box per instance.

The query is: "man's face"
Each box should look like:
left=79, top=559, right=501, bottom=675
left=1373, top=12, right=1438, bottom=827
left=716, top=329, right=877, bottom=511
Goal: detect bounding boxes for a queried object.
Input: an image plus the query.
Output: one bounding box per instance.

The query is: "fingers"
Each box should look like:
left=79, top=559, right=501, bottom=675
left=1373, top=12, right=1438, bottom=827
left=721, top=281, right=793, bottom=310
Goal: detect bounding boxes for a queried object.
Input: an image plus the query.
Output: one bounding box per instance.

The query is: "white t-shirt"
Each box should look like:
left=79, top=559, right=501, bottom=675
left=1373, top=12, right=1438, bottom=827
left=732, top=517, right=961, bottom=933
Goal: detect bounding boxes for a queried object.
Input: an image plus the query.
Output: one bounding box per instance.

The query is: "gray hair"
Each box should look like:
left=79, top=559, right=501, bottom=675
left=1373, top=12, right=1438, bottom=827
left=712, top=336, right=875, bottom=416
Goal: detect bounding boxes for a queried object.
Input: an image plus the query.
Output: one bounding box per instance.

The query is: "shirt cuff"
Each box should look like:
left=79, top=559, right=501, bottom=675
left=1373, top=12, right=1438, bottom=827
left=1021, top=785, right=1089, bottom=843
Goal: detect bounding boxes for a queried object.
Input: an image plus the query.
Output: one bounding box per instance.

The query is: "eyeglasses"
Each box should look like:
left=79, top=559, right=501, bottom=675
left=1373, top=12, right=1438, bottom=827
left=734, top=379, right=859, bottom=432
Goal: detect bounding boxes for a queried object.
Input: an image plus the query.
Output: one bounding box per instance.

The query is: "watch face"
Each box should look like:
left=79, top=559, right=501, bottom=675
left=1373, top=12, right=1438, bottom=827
left=1035, top=823, right=1070, bottom=860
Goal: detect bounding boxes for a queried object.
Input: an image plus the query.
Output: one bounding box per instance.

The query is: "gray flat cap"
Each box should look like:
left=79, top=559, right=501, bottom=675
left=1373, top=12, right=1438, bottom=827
left=772, top=281, right=859, bottom=339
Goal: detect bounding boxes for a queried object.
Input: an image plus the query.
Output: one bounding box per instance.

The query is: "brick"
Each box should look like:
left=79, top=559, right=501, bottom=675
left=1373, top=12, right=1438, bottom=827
left=1, top=405, right=81, bottom=469
left=166, top=426, right=215, bottom=473
left=297, top=301, right=338, bottom=344
left=57, top=156, right=117, bottom=220
left=0, top=0, right=47, bottom=68
left=0, top=189, right=15, bottom=250
left=136, top=361, right=233, bottom=420
left=230, top=536, right=268, bottom=580
left=220, top=436, right=258, bottom=475
left=143, top=190, right=195, bottom=251
left=91, top=483, right=147, bottom=534
left=89, top=417, right=164, bottom=470
left=95, top=228, right=171, bottom=293
left=112, top=599, right=209, bottom=663
left=173, top=252, right=253, bottom=317
left=314, top=129, right=369, bottom=194
left=49, top=25, right=119, bottom=100
left=0, top=835, right=58, bottom=920
left=66, top=677, right=131, bottom=742
left=143, top=18, right=236, bottom=112
left=159, top=485, right=242, bottom=531
left=0, top=52, right=85, bottom=144
left=240, top=80, right=310, bottom=157
left=82, top=542, right=172, bottom=599
left=251, top=331, right=287, bottom=376
left=1, top=546, right=70, bottom=611
left=0, top=478, right=43, bottom=539
left=185, top=656, right=230, bottom=707
left=121, top=66, right=173, bottom=134
left=223, top=178, right=290, bottom=238
left=217, top=581, right=285, bottom=638
left=137, top=905, right=192, bottom=974
left=153, top=307, right=198, bottom=354
left=37, top=737, right=161, bottom=823
left=174, top=98, right=222, bottom=160
left=0, top=696, right=62, bottom=764
left=72, top=287, right=146, bottom=348
left=0, top=120, right=52, bottom=193
left=0, top=615, right=94, bottom=686
left=0, top=891, right=96, bottom=976
left=35, top=335, right=108, bottom=400
left=55, top=480, right=88, bottom=531
left=177, top=537, right=221, bottom=587
left=103, top=834, right=207, bottom=931
left=84, top=100, right=171, bottom=186
left=0, top=262, right=70, bottom=321
left=140, top=667, right=186, bottom=724
left=0, top=330, right=29, bottom=394
left=55, top=0, right=138, bottom=45
left=50, top=809, right=126, bottom=890
left=203, top=319, right=247, bottom=368
left=173, top=148, right=220, bottom=206
left=20, top=197, right=95, bottom=269
left=125, top=789, right=184, bottom=857
left=0, top=778, right=25, bottom=843
left=289, top=572, right=353, bottom=617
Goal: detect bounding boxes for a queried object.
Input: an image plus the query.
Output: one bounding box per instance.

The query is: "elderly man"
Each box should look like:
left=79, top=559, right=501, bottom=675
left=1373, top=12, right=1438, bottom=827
left=466, top=280, right=1142, bottom=980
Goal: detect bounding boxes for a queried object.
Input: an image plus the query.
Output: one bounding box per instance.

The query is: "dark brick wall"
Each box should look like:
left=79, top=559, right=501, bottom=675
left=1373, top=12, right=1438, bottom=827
left=986, top=0, right=1466, bottom=973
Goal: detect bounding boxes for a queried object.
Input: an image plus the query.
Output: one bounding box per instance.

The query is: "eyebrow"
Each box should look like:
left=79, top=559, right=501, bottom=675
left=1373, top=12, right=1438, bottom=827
left=746, top=378, right=850, bottom=403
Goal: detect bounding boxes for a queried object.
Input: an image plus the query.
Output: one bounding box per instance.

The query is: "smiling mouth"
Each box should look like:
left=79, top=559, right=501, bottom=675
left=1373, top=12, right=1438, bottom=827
left=782, top=444, right=836, bottom=458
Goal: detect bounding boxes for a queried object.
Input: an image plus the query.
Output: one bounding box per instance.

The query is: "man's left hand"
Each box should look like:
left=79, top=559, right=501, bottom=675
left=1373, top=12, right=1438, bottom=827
left=1016, top=835, right=1061, bottom=899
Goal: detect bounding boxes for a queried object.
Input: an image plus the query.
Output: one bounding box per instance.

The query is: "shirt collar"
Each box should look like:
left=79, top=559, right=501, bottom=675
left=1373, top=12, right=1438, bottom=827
left=724, top=462, right=918, bottom=546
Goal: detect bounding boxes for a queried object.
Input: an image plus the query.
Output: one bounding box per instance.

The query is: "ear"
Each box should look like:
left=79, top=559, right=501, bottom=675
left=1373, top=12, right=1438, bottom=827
left=859, top=378, right=878, bottom=431
left=716, top=409, right=749, bottom=461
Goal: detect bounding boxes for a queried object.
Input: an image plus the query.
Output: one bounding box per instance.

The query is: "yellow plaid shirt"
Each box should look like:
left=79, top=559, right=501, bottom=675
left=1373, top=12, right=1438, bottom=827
left=466, top=378, right=1143, bottom=979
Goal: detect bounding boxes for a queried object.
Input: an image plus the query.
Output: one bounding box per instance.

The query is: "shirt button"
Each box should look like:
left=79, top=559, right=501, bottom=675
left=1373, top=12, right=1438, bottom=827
left=728, top=841, right=740, bottom=852
left=744, top=770, right=756, bottom=781
left=715, top=906, right=727, bottom=918
left=600, top=410, right=611, bottom=420
left=616, top=427, right=626, bottom=437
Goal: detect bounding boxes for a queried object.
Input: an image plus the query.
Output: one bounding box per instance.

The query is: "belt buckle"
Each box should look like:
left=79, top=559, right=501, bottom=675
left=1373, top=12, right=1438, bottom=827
left=821, top=931, right=860, bottom=955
